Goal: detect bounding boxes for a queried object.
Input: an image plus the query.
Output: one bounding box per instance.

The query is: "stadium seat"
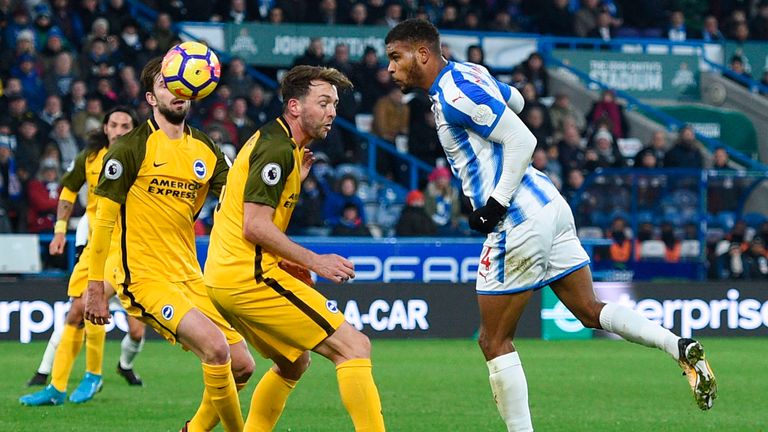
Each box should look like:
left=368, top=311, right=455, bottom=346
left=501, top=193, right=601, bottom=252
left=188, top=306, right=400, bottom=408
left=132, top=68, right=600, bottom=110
left=716, top=211, right=736, bottom=231
left=577, top=226, right=604, bottom=239
left=680, top=240, right=701, bottom=259
left=639, top=240, right=666, bottom=261
left=742, top=212, right=767, bottom=228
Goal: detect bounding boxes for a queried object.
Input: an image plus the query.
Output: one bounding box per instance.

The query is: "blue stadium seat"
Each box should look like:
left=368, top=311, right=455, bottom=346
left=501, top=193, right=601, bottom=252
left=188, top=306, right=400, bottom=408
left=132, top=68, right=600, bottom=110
left=742, top=212, right=767, bottom=229
left=717, top=211, right=736, bottom=231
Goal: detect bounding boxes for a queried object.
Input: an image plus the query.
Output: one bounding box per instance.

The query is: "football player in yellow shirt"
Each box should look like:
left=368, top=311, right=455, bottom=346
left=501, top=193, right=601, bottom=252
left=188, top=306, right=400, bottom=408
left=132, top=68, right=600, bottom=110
left=20, top=107, right=146, bottom=407
left=84, top=57, right=252, bottom=432
left=205, top=65, right=385, bottom=431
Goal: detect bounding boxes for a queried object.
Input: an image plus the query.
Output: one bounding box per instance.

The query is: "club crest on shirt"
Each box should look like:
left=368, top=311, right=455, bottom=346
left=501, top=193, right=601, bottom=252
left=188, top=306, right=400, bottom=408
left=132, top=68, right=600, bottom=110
left=262, top=163, right=281, bottom=186
left=471, top=104, right=496, bottom=127
left=193, top=159, right=207, bottom=179
left=326, top=300, right=339, bottom=313
left=104, top=159, right=123, bottom=180
left=161, top=304, right=174, bottom=320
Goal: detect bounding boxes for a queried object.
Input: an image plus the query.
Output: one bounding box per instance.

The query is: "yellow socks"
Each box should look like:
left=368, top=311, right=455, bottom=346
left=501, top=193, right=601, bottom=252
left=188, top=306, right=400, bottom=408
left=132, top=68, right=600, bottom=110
left=189, top=382, right=247, bottom=431
left=244, top=368, right=297, bottom=432
left=84, top=320, right=106, bottom=376
left=51, top=324, right=85, bottom=391
left=336, top=359, right=385, bottom=432
left=200, top=361, right=243, bottom=432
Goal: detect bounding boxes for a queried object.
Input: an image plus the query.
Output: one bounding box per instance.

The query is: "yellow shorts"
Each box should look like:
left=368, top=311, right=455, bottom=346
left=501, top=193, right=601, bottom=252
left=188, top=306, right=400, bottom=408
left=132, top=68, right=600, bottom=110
left=118, top=277, right=243, bottom=346
left=66, top=244, right=91, bottom=297
left=207, top=266, right=345, bottom=362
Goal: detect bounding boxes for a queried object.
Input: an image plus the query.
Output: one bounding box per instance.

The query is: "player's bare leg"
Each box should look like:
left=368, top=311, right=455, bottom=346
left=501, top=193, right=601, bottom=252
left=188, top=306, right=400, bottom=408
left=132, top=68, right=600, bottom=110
left=550, top=266, right=717, bottom=410
left=189, top=340, right=255, bottom=431
left=313, top=322, right=385, bottom=432
left=244, top=352, right=309, bottom=432
left=177, top=309, right=243, bottom=432
left=477, top=291, right=534, bottom=432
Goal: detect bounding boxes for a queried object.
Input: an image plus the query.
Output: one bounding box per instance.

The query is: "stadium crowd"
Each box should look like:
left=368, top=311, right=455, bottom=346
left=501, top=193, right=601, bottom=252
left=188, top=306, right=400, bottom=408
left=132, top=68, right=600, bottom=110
left=0, top=0, right=766, bottom=278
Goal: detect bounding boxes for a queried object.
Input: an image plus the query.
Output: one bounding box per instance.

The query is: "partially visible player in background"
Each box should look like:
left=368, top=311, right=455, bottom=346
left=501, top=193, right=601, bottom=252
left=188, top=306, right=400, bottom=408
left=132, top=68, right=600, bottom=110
left=385, top=19, right=717, bottom=431
left=20, top=107, right=146, bottom=407
left=83, top=57, right=252, bottom=432
left=204, top=65, right=385, bottom=431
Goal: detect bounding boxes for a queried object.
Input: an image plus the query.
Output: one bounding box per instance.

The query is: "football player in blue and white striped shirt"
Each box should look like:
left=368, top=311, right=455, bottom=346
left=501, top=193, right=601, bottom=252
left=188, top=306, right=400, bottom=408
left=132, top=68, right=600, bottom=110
left=385, top=19, right=717, bottom=431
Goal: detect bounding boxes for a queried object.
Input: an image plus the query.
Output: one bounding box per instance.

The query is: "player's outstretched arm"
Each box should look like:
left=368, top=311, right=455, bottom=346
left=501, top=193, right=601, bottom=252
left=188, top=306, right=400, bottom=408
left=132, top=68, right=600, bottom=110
left=243, top=202, right=354, bottom=284
left=84, top=197, right=119, bottom=325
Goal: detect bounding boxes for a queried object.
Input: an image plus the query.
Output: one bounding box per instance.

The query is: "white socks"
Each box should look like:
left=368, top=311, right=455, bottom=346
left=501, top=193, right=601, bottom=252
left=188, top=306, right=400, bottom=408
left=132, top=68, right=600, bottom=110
left=599, top=302, right=680, bottom=360
left=487, top=352, right=533, bottom=432
left=37, top=326, right=63, bottom=374
left=119, top=334, right=145, bottom=369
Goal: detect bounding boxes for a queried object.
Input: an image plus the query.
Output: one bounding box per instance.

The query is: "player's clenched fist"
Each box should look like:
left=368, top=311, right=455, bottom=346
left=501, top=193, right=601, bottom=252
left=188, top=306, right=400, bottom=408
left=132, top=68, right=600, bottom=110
left=311, top=254, right=355, bottom=284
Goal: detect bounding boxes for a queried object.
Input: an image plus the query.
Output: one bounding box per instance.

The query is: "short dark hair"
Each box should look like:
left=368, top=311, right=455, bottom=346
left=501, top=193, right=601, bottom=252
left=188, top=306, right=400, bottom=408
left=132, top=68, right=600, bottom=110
left=140, top=57, right=163, bottom=94
left=85, top=106, right=140, bottom=158
left=280, top=65, right=353, bottom=109
left=385, top=18, right=441, bottom=54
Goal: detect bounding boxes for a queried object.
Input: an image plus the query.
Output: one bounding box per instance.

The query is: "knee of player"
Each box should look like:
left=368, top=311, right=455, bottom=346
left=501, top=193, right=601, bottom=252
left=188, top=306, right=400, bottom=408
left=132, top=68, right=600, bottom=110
left=348, top=331, right=372, bottom=359
left=202, top=340, right=231, bottom=365
left=128, top=325, right=145, bottom=341
left=232, top=355, right=255, bottom=383
left=477, top=331, right=508, bottom=358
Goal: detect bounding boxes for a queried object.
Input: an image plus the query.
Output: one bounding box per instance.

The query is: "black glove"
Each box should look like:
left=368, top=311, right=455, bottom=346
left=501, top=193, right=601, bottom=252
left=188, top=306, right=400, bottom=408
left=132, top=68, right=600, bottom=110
left=468, top=197, right=507, bottom=234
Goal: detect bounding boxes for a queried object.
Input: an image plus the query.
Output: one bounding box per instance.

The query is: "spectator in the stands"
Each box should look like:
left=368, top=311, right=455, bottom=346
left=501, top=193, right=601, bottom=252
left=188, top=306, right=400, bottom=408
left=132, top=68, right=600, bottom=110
left=378, top=1, right=403, bottom=28
left=203, top=101, right=238, bottom=146
left=51, top=0, right=85, bottom=49
left=634, top=148, right=659, bottom=169
left=7, top=94, right=37, bottom=131
left=312, top=0, right=338, bottom=25
left=532, top=147, right=562, bottom=188
left=72, top=95, right=104, bottom=140
left=135, top=35, right=164, bottom=70
left=104, top=0, right=132, bottom=39
left=664, top=125, right=703, bottom=168
left=396, top=189, right=438, bottom=237
left=25, top=157, right=60, bottom=233
left=15, top=119, right=45, bottom=182
left=292, top=37, right=325, bottom=67
left=39, top=28, right=68, bottom=70
left=425, top=166, right=463, bottom=236
left=557, top=122, right=586, bottom=176
left=715, top=220, right=750, bottom=279
left=222, top=57, right=254, bottom=99
left=549, top=93, right=586, bottom=137
left=587, top=89, right=629, bottom=138
left=539, top=0, right=574, bottom=36
left=48, top=117, right=80, bottom=169
left=487, top=9, right=520, bottom=33
left=63, top=79, right=88, bottom=117
left=372, top=83, right=409, bottom=142
left=440, top=42, right=455, bottom=62
left=750, top=0, right=768, bottom=40
left=584, top=128, right=625, bottom=172
left=727, top=55, right=753, bottom=85
left=246, top=84, right=271, bottom=130
left=323, top=174, right=366, bottom=227
left=711, top=146, right=733, bottom=170
left=12, top=53, right=46, bottom=112
left=466, top=45, right=488, bottom=72
left=438, top=4, right=460, bottom=30
left=229, top=97, right=257, bottom=150
left=38, top=95, right=65, bottom=133
left=407, top=92, right=442, bottom=166
left=44, top=52, right=76, bottom=98
left=608, top=217, right=632, bottom=263
left=587, top=10, right=616, bottom=41
left=699, top=15, right=725, bottom=42
left=332, top=203, right=372, bottom=237
left=731, top=21, right=750, bottom=43
left=118, top=78, right=143, bottom=109
left=519, top=82, right=551, bottom=127
left=660, top=221, right=682, bottom=262
left=633, top=131, right=668, bottom=168
left=288, top=175, right=326, bottom=235
left=153, top=12, right=178, bottom=52
left=77, top=0, right=102, bottom=42
left=523, top=106, right=552, bottom=149
left=666, top=9, right=688, bottom=41
left=117, top=19, right=144, bottom=67
left=352, top=46, right=382, bottom=113
left=0, top=134, right=24, bottom=233
left=461, top=10, right=483, bottom=31
left=747, top=236, right=768, bottom=278
left=206, top=126, right=237, bottom=162
left=521, top=52, right=549, bottom=97
left=574, top=0, right=600, bottom=37
left=219, top=0, right=252, bottom=24
left=347, top=2, right=368, bottom=26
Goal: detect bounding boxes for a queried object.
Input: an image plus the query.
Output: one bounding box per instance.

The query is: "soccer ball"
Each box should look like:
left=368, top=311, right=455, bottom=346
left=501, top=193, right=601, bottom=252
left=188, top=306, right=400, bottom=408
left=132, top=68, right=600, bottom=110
left=161, top=41, right=221, bottom=100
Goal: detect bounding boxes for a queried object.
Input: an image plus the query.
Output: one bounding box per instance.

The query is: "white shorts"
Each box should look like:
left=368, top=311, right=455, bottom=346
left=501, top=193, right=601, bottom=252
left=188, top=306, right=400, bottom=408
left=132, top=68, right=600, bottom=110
left=476, top=195, right=590, bottom=295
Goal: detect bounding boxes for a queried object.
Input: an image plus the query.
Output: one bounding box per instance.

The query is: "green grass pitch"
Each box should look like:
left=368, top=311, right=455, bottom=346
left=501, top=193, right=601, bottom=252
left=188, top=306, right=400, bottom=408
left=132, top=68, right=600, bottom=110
left=1, top=338, right=764, bottom=431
